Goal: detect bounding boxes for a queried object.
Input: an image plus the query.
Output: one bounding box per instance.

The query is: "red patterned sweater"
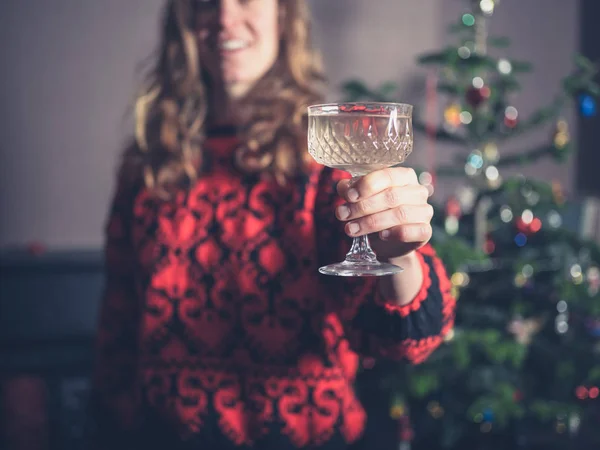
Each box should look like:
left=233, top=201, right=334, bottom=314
left=88, top=131, right=455, bottom=450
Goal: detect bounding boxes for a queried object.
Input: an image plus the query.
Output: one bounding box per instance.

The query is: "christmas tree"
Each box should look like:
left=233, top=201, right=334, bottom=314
left=343, top=1, right=600, bottom=449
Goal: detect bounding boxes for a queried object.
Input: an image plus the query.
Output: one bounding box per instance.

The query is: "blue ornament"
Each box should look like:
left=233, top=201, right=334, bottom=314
left=579, top=94, right=597, bottom=117
left=483, top=408, right=494, bottom=422
left=514, top=233, right=527, bottom=247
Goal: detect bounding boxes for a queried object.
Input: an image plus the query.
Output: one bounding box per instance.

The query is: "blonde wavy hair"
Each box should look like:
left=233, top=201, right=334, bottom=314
left=121, top=0, right=325, bottom=198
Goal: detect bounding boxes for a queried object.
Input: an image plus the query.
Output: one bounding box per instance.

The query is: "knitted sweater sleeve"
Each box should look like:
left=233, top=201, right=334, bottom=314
left=314, top=167, right=455, bottom=364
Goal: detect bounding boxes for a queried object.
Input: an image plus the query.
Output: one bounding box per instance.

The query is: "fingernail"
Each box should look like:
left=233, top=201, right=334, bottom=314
left=337, top=205, right=350, bottom=220
left=348, top=222, right=360, bottom=235
left=347, top=189, right=359, bottom=202
left=380, top=230, right=390, bottom=240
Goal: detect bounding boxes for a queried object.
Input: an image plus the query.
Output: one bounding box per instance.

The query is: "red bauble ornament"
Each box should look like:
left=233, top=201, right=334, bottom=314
left=397, top=416, right=414, bottom=441
left=504, top=116, right=518, bottom=128
left=575, top=386, right=588, bottom=400
left=445, top=196, right=462, bottom=218
left=466, top=86, right=491, bottom=108
left=515, top=218, right=528, bottom=234
left=484, top=238, right=496, bottom=254
left=504, top=106, right=519, bottom=128
left=515, top=217, right=542, bottom=235
left=400, top=428, right=414, bottom=441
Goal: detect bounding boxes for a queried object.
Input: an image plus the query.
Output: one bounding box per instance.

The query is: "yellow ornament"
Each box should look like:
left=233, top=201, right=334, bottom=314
left=451, top=272, right=470, bottom=287
left=483, top=142, right=499, bottom=163
left=451, top=272, right=464, bottom=286
left=556, top=119, right=569, bottom=132
left=427, top=401, right=444, bottom=419
left=514, top=273, right=527, bottom=288
left=390, top=404, right=405, bottom=419
left=553, top=120, right=570, bottom=149
left=444, top=103, right=463, bottom=127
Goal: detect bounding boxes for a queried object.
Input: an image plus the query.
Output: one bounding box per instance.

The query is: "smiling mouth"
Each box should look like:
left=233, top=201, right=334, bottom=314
left=219, top=39, right=250, bottom=52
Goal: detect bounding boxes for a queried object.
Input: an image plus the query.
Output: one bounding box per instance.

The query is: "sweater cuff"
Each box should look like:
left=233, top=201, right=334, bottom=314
left=374, top=250, right=431, bottom=317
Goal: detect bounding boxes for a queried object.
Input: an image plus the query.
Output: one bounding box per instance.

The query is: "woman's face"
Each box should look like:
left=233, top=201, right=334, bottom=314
left=195, top=0, right=281, bottom=98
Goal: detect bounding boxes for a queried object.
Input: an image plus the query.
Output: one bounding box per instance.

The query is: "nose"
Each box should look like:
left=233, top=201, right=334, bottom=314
left=219, top=0, right=243, bottom=32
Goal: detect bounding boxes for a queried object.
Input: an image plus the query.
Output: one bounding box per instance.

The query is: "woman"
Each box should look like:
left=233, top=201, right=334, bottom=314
left=88, top=0, right=455, bottom=449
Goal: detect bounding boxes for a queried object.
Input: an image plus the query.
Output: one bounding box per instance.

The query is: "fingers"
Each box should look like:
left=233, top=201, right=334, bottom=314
left=334, top=167, right=432, bottom=247
left=335, top=184, right=429, bottom=221
left=379, top=223, right=433, bottom=243
left=343, top=204, right=434, bottom=238
left=336, top=167, right=419, bottom=202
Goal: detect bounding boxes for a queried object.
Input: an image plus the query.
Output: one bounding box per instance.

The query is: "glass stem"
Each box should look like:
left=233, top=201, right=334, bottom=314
left=344, top=175, right=378, bottom=264
left=345, top=235, right=378, bottom=264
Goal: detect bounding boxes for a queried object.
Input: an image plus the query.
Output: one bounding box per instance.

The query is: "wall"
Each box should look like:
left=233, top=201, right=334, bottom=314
left=0, top=0, right=581, bottom=249
left=0, top=0, right=165, bottom=249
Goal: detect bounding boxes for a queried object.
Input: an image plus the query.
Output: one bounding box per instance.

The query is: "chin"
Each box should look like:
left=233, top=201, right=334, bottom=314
left=223, top=72, right=263, bottom=97
left=225, top=81, right=254, bottom=99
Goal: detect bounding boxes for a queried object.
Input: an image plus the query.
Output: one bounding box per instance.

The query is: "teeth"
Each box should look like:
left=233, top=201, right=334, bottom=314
left=220, top=40, right=248, bottom=51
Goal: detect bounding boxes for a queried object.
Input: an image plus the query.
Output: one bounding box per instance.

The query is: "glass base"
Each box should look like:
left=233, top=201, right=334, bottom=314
left=319, top=260, right=404, bottom=277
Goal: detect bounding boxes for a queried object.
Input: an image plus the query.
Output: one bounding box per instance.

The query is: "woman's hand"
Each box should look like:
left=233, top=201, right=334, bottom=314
left=335, top=167, right=433, bottom=261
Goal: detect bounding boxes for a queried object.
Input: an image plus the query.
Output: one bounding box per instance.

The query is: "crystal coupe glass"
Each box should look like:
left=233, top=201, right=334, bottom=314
left=307, top=102, right=413, bottom=277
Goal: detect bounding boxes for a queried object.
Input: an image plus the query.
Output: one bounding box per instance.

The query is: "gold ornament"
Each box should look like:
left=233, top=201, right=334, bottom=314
left=390, top=395, right=406, bottom=419
left=553, top=120, right=570, bottom=149
left=427, top=401, right=444, bottom=419
left=507, top=316, right=545, bottom=345
left=483, top=142, right=499, bottom=163
left=514, top=273, right=527, bottom=288
left=451, top=272, right=470, bottom=287
left=444, top=103, right=463, bottom=127
left=390, top=404, right=405, bottom=419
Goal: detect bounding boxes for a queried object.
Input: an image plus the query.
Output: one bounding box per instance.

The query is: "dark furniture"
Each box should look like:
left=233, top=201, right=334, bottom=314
left=577, top=0, right=600, bottom=198
left=0, top=250, right=104, bottom=450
